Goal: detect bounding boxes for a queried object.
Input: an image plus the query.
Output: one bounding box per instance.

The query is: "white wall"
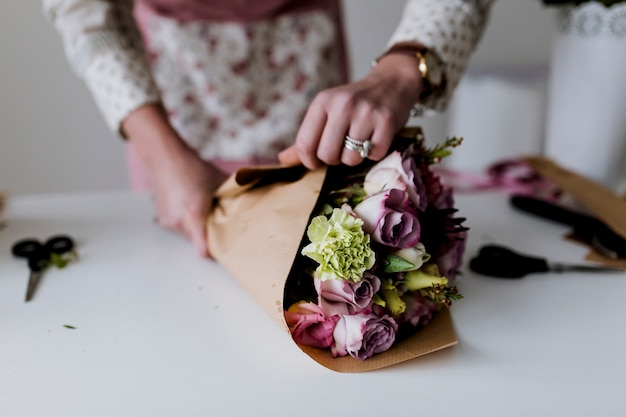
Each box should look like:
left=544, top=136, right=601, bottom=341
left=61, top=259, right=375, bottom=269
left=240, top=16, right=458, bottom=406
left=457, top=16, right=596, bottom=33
left=0, top=0, right=556, bottom=195
left=0, top=1, right=128, bottom=195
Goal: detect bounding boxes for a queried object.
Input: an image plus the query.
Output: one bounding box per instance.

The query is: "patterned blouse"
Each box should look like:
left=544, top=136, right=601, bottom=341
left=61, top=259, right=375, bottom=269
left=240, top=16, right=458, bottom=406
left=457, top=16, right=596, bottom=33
left=42, top=0, right=494, bottom=162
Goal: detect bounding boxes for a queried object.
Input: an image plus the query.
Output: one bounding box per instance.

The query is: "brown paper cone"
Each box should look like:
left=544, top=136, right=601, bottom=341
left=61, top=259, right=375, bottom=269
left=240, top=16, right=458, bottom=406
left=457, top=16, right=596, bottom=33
left=207, top=165, right=326, bottom=326
left=206, top=131, right=458, bottom=372
left=298, top=308, right=456, bottom=372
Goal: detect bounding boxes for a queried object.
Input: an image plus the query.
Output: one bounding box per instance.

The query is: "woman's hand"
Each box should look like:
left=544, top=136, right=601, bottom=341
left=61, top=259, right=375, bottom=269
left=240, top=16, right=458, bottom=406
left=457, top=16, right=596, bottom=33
left=149, top=147, right=227, bottom=259
left=278, top=49, right=425, bottom=169
left=123, top=104, right=227, bottom=258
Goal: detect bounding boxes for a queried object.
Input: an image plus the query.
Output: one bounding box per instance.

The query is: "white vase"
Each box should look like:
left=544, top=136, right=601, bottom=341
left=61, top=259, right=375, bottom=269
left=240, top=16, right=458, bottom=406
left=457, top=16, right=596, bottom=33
left=543, top=3, right=626, bottom=190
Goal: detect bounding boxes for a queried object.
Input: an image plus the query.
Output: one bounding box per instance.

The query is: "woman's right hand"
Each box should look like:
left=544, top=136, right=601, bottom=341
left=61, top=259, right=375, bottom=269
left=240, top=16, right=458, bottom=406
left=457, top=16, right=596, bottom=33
left=278, top=48, right=424, bottom=170
left=123, top=104, right=227, bottom=258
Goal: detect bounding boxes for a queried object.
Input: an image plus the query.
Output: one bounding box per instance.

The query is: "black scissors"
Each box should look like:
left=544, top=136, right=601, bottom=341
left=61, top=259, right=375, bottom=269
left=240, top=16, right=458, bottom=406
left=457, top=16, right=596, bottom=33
left=510, top=195, right=626, bottom=259
left=469, top=244, right=623, bottom=278
left=11, top=235, right=76, bottom=301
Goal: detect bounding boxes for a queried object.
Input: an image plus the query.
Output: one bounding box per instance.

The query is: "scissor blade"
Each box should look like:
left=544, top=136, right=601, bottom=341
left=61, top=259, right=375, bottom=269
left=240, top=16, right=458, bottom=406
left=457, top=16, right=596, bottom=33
left=25, top=271, right=43, bottom=302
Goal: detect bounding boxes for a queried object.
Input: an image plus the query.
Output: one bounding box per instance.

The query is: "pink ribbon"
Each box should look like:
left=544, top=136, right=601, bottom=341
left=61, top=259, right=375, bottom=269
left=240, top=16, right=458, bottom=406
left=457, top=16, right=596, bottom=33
left=433, top=158, right=562, bottom=201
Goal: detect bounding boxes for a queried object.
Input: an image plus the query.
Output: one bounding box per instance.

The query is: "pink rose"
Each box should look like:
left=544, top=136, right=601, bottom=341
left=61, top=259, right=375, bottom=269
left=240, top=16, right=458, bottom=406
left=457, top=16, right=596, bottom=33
left=331, top=313, right=398, bottom=360
left=315, top=272, right=381, bottom=316
left=353, top=189, right=420, bottom=249
left=284, top=302, right=339, bottom=348
left=364, top=150, right=427, bottom=211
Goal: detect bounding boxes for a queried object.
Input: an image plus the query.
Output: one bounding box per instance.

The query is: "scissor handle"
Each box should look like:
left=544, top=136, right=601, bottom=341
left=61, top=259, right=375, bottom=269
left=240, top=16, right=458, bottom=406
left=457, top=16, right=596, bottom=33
left=12, top=235, right=75, bottom=261
left=44, top=235, right=74, bottom=254
left=469, top=244, right=550, bottom=278
left=11, top=239, right=44, bottom=259
left=11, top=239, right=47, bottom=272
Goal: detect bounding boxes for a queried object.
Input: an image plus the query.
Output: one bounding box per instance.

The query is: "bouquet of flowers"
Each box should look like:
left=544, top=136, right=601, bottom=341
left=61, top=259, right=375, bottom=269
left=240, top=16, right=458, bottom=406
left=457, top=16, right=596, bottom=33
left=283, top=131, right=467, bottom=363
left=206, top=127, right=467, bottom=372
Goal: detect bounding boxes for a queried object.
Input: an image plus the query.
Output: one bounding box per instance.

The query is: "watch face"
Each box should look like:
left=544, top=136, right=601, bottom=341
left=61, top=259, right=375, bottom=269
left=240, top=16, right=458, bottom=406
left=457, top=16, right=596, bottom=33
left=425, top=52, right=442, bottom=86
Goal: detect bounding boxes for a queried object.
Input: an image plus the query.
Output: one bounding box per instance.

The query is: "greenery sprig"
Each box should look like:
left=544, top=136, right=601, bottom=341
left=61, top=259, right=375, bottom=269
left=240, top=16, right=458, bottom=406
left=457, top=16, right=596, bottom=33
left=422, top=136, right=463, bottom=165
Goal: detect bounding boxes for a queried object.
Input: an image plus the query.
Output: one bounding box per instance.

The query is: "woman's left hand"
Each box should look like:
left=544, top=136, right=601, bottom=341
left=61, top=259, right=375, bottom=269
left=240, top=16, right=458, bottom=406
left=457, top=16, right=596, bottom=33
left=278, top=51, right=424, bottom=169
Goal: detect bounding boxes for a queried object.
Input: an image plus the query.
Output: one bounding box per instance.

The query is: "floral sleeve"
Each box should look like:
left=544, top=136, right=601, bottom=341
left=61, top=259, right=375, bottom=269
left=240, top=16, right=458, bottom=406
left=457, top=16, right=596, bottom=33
left=386, top=0, right=496, bottom=113
left=42, top=0, right=160, bottom=136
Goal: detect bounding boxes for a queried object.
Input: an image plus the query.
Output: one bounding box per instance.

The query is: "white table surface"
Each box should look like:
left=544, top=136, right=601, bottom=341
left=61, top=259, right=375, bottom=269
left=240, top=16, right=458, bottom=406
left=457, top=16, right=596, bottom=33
left=1, top=189, right=625, bottom=417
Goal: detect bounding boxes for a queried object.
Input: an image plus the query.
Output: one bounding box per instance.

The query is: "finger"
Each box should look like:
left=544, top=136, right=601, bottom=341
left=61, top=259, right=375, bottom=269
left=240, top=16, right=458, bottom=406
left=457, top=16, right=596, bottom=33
left=189, top=222, right=210, bottom=258
left=317, top=109, right=351, bottom=166
left=368, top=110, right=398, bottom=161
left=293, top=99, right=327, bottom=170
left=342, top=111, right=374, bottom=167
left=182, top=211, right=210, bottom=259
left=156, top=217, right=202, bottom=256
left=277, top=145, right=301, bottom=167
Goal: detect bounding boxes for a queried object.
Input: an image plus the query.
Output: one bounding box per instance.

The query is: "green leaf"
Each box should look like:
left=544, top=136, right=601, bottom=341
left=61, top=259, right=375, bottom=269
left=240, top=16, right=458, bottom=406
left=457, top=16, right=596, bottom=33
left=48, top=250, right=78, bottom=269
left=423, top=136, right=463, bottom=164
left=50, top=252, right=70, bottom=269
left=383, top=254, right=416, bottom=273
left=63, top=325, right=76, bottom=329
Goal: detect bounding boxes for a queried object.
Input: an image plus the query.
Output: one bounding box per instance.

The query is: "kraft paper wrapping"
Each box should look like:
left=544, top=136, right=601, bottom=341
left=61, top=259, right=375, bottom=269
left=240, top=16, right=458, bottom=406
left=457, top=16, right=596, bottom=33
left=525, top=156, right=626, bottom=269
left=208, top=165, right=326, bottom=325
left=206, top=145, right=457, bottom=372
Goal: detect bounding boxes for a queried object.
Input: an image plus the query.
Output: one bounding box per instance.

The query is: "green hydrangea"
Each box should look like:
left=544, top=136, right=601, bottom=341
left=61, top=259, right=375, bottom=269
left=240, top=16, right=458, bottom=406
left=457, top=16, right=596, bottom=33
left=301, top=208, right=375, bottom=282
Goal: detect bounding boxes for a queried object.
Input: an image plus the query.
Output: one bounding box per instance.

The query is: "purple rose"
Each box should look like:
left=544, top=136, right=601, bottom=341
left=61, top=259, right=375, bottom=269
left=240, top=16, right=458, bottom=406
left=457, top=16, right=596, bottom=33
left=331, top=313, right=398, bottom=360
left=364, top=151, right=427, bottom=210
left=419, top=167, right=468, bottom=281
left=400, top=293, right=438, bottom=327
left=422, top=169, right=454, bottom=210
left=353, top=189, right=420, bottom=249
left=434, top=230, right=467, bottom=281
left=284, top=302, right=339, bottom=348
left=315, top=272, right=381, bottom=316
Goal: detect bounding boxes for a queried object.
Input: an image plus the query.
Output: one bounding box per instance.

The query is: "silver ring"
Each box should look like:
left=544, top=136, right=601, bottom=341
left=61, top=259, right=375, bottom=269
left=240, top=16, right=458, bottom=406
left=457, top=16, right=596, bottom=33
left=344, top=135, right=372, bottom=158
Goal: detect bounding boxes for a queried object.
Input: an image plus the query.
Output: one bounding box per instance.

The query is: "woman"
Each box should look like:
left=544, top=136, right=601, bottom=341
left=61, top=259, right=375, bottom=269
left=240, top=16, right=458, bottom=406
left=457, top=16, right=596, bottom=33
left=43, top=0, right=494, bottom=257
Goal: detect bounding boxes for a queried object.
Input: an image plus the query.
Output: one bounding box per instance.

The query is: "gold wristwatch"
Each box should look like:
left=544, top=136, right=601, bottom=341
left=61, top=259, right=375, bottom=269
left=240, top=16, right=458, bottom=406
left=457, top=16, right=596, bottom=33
left=415, top=48, right=445, bottom=100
